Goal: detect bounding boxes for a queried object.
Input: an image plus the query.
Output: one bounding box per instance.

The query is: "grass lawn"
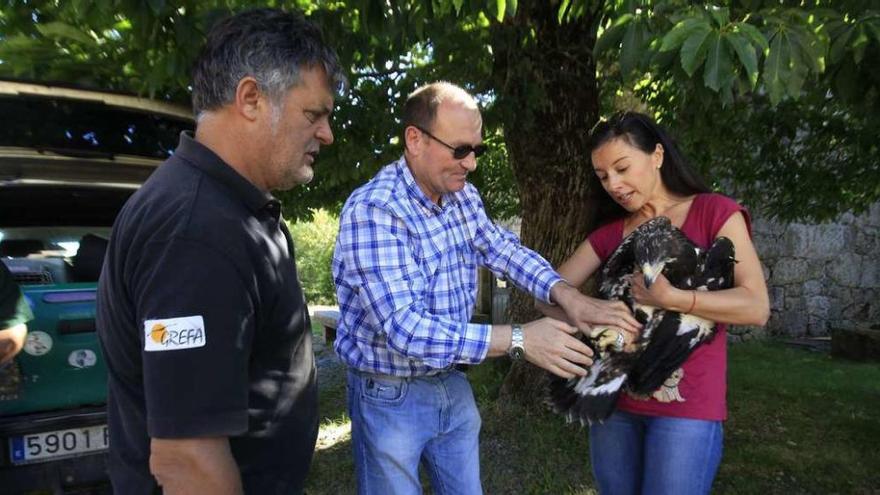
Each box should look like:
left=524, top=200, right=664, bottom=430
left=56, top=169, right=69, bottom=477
left=304, top=341, right=880, bottom=494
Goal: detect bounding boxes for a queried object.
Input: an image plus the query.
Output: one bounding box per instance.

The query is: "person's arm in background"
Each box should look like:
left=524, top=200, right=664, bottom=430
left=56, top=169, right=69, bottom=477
left=631, top=212, right=770, bottom=326
left=0, top=262, right=33, bottom=366
left=0, top=324, right=27, bottom=366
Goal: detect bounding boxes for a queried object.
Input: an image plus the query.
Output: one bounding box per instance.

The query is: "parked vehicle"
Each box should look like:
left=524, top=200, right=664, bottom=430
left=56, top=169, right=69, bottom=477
left=0, top=79, right=192, bottom=493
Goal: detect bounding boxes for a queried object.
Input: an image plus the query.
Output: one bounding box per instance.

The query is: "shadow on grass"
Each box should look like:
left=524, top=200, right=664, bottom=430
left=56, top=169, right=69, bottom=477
left=305, top=436, right=355, bottom=495
left=305, top=358, right=356, bottom=494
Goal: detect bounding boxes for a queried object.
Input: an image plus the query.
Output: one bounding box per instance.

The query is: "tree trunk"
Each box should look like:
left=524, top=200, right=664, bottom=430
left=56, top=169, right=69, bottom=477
left=490, top=2, right=601, bottom=402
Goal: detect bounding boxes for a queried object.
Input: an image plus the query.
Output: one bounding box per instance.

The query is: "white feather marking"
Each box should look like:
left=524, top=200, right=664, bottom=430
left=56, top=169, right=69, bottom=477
left=678, top=313, right=715, bottom=347
left=572, top=361, right=628, bottom=396
left=634, top=303, right=657, bottom=319
left=588, top=373, right=628, bottom=395
left=641, top=262, right=664, bottom=285
left=571, top=361, right=603, bottom=394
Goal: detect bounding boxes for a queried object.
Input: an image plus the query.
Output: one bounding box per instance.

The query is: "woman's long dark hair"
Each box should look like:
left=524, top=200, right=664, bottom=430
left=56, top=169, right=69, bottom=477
left=586, top=111, right=711, bottom=222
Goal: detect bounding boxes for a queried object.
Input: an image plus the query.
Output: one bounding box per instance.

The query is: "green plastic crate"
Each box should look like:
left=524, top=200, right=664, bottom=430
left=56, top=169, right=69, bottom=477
left=1, top=283, right=105, bottom=416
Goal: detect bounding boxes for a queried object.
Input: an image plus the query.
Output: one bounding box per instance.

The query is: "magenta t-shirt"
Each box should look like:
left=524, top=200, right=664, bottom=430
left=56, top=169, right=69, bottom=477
left=587, top=193, right=750, bottom=421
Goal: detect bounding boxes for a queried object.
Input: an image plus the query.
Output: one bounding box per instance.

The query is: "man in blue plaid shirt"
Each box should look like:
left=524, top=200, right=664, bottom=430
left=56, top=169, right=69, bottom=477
left=333, top=82, right=640, bottom=495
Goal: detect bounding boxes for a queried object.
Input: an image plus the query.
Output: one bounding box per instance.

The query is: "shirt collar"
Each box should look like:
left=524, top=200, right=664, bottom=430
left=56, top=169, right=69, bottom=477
left=174, top=131, right=279, bottom=215
left=397, top=156, right=461, bottom=215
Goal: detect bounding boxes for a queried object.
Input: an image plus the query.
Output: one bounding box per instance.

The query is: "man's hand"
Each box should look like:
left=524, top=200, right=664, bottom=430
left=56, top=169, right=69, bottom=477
left=150, top=437, right=243, bottom=495
left=0, top=324, right=27, bottom=366
left=550, top=282, right=642, bottom=336
left=521, top=317, right=594, bottom=379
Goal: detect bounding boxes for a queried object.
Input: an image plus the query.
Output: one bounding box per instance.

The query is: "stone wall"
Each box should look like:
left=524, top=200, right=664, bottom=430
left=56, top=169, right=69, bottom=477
left=748, top=202, right=880, bottom=338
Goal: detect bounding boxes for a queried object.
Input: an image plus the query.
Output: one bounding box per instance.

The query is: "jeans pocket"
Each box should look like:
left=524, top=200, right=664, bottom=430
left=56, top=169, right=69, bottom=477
left=361, top=375, right=408, bottom=406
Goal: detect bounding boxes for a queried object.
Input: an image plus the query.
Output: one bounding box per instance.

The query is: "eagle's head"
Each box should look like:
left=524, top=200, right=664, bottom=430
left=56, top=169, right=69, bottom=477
left=632, top=216, right=676, bottom=287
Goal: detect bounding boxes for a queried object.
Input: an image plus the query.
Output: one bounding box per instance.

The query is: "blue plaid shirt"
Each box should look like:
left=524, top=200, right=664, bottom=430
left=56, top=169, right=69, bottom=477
left=332, top=157, right=563, bottom=376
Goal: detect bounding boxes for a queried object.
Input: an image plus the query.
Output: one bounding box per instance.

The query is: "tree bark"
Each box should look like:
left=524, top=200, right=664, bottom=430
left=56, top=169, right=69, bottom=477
left=490, top=2, right=602, bottom=402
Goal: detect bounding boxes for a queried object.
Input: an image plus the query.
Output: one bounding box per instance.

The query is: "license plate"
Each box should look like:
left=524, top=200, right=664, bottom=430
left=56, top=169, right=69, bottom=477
left=9, top=424, right=108, bottom=464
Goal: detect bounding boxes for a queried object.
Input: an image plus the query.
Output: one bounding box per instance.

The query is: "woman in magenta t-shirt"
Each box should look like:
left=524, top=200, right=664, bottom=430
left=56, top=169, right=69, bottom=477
left=540, top=112, right=769, bottom=494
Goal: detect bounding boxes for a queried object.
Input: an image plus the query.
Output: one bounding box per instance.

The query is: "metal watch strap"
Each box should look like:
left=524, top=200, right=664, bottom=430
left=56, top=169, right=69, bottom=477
left=508, top=324, right=525, bottom=361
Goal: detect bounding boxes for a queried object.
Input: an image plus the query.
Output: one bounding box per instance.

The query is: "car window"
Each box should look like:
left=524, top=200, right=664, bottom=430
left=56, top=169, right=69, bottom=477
left=0, top=93, right=191, bottom=160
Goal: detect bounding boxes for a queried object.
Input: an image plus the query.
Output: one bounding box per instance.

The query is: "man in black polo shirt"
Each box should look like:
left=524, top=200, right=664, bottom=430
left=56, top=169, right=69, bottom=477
left=96, top=8, right=344, bottom=494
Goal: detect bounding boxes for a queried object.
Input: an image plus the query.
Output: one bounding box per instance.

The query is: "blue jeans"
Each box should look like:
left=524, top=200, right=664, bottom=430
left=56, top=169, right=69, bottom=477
left=589, top=411, right=723, bottom=495
left=347, top=369, right=482, bottom=495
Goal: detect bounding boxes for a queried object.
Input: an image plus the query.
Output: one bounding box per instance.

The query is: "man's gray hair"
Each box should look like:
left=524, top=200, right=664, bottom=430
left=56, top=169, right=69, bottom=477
left=191, top=8, right=346, bottom=118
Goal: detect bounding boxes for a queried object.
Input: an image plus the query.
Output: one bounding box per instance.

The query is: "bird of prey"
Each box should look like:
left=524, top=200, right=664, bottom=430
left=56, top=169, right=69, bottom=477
left=548, top=216, right=736, bottom=425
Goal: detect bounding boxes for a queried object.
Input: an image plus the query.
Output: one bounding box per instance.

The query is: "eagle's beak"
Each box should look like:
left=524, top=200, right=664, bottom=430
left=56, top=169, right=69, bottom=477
left=641, top=262, right=664, bottom=287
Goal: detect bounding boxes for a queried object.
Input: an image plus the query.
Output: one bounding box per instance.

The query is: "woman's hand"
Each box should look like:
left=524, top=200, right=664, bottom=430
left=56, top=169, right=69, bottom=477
left=631, top=272, right=687, bottom=311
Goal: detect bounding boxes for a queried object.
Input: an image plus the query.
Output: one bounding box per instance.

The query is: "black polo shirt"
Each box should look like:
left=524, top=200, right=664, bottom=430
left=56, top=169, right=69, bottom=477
left=97, top=133, right=317, bottom=494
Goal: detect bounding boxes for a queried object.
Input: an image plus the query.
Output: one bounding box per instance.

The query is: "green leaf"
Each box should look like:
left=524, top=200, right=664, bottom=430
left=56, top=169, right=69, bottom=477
left=620, top=20, right=644, bottom=77
left=557, top=0, right=571, bottom=24
left=36, top=22, right=94, bottom=45
left=594, top=21, right=628, bottom=57
left=866, top=20, right=880, bottom=45
left=704, top=32, right=733, bottom=91
left=165, top=53, right=177, bottom=79
left=147, top=0, right=164, bottom=16
left=787, top=63, right=808, bottom=96
left=610, top=13, right=634, bottom=29
left=788, top=30, right=821, bottom=74
left=727, top=32, right=759, bottom=87
left=660, top=18, right=709, bottom=52
left=734, top=22, right=769, bottom=52
left=830, top=25, right=855, bottom=63
left=495, top=0, right=506, bottom=22
left=453, top=0, right=464, bottom=14
left=764, top=32, right=791, bottom=105
left=707, top=6, right=729, bottom=28
left=851, top=26, right=870, bottom=63
left=680, top=24, right=712, bottom=76
left=833, top=57, right=860, bottom=102
left=719, top=84, right=734, bottom=107
left=650, top=45, right=678, bottom=69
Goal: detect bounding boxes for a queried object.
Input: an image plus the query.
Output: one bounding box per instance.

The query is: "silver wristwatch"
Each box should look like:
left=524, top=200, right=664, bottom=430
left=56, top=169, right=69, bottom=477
left=508, top=324, right=525, bottom=361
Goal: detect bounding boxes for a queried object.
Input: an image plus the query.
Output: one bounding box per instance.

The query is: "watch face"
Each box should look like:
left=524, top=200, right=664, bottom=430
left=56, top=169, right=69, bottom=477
left=511, top=346, right=525, bottom=361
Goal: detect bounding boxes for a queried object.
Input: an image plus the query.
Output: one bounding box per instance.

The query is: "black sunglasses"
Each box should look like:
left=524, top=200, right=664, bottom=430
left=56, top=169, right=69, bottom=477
left=414, top=125, right=487, bottom=159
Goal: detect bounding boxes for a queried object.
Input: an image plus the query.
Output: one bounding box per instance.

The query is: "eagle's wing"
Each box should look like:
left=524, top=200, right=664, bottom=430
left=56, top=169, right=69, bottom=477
left=627, top=311, right=696, bottom=394
left=597, top=228, right=638, bottom=302
left=696, top=236, right=737, bottom=291
left=547, top=229, right=639, bottom=425
left=627, top=232, right=737, bottom=395
left=675, top=235, right=738, bottom=349
left=547, top=348, right=636, bottom=425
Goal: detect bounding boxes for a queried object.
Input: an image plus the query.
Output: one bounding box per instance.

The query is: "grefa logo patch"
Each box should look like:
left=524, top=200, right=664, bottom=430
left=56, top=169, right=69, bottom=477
left=144, top=316, right=206, bottom=352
